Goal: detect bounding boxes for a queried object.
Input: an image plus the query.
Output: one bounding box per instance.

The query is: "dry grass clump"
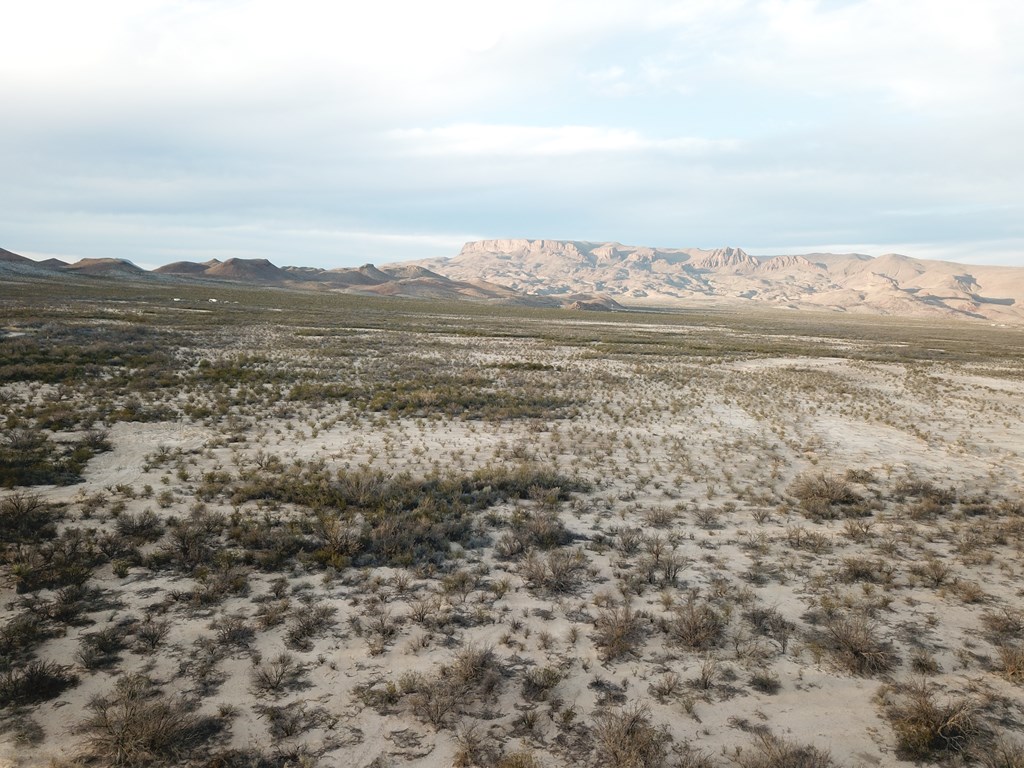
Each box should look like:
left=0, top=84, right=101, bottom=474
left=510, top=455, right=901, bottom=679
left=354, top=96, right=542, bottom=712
left=495, top=751, right=546, bottom=768
left=593, top=702, right=671, bottom=768
left=284, top=602, right=336, bottom=651
left=820, top=613, right=898, bottom=676
left=75, top=674, right=219, bottom=767
left=518, top=547, right=587, bottom=593
left=744, top=606, right=795, bottom=653
left=669, top=594, right=726, bottom=651
left=974, top=737, right=1024, bottom=768
left=734, top=731, right=837, bottom=768
left=878, top=680, right=982, bottom=760
left=982, top=608, right=1024, bottom=643
left=996, top=644, right=1024, bottom=684
left=397, top=645, right=503, bottom=729
left=250, top=652, right=305, bottom=696
left=593, top=603, right=650, bottom=661
left=788, top=472, right=863, bottom=520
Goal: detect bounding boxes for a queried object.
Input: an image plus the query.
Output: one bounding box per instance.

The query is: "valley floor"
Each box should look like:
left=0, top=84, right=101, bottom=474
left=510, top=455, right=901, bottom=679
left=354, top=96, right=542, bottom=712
left=2, top=282, right=1023, bottom=767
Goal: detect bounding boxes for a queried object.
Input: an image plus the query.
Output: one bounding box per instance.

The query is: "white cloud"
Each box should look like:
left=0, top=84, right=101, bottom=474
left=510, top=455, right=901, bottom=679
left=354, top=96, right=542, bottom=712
left=2, top=1, right=1023, bottom=267
left=388, top=124, right=740, bottom=157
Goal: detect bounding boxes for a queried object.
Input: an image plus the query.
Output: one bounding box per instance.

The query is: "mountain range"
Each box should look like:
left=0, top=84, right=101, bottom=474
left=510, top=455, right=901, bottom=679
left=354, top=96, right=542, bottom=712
left=3, top=240, right=1023, bottom=322
left=410, top=240, right=1024, bottom=323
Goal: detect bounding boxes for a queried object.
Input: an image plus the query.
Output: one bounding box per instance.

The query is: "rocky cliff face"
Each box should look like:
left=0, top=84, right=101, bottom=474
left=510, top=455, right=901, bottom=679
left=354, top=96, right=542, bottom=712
left=414, top=239, right=1024, bottom=323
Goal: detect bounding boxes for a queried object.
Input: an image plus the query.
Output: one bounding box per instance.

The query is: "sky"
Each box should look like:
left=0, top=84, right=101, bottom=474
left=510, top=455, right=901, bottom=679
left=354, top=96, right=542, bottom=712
left=2, top=0, right=1023, bottom=270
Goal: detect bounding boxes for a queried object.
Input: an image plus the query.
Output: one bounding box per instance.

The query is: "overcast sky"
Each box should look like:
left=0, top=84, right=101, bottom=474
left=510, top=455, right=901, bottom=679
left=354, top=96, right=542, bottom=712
left=3, top=0, right=1023, bottom=269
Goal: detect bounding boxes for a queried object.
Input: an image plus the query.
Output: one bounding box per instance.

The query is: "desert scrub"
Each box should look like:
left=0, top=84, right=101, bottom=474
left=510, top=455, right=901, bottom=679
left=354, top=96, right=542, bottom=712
left=229, top=462, right=586, bottom=568
left=75, top=674, right=220, bottom=767
left=669, top=594, right=727, bottom=651
left=0, top=492, right=62, bottom=543
left=250, top=652, right=305, bottom=697
left=518, top=547, right=588, bottom=593
left=399, top=645, right=503, bottom=728
left=819, top=613, right=898, bottom=676
left=284, top=602, right=336, bottom=651
left=593, top=702, right=671, bottom=768
left=6, top=526, right=106, bottom=593
left=878, top=680, right=981, bottom=759
left=0, top=426, right=112, bottom=487
left=0, top=660, right=78, bottom=708
left=735, top=731, right=838, bottom=768
left=593, top=603, right=651, bottom=661
left=788, top=472, right=864, bottom=520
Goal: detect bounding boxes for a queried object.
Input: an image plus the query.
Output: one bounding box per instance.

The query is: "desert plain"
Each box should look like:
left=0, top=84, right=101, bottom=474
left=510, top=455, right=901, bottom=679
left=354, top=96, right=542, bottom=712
left=2, top=276, right=1024, bottom=768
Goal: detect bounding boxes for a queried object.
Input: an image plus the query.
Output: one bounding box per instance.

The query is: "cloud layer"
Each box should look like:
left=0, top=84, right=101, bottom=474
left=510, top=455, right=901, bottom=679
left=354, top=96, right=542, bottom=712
left=3, top=1, right=1023, bottom=267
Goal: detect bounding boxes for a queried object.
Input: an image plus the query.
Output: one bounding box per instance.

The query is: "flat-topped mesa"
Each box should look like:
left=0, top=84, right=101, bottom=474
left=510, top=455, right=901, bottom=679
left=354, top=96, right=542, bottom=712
left=458, top=239, right=592, bottom=262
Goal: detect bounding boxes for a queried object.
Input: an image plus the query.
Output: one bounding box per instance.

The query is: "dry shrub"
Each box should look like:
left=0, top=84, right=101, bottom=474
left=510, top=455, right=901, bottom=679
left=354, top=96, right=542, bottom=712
left=408, top=645, right=502, bottom=729
left=879, top=680, right=981, bottom=759
left=974, top=736, right=1024, bottom=768
left=670, top=595, right=726, bottom=651
left=735, top=731, right=836, bottom=768
left=497, top=752, right=545, bottom=768
left=250, top=652, right=304, bottom=696
left=76, top=674, right=217, bottom=767
left=997, top=645, right=1024, bottom=684
left=821, top=614, right=898, bottom=676
left=519, top=548, right=586, bottom=593
left=982, top=608, right=1024, bottom=643
left=0, top=660, right=77, bottom=708
left=593, top=702, right=671, bottom=768
left=789, top=472, right=862, bottom=520
left=593, top=603, right=648, bottom=661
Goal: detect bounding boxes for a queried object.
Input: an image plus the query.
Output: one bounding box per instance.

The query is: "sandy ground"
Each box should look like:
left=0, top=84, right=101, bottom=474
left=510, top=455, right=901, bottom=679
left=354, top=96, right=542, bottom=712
left=3, top=326, right=1024, bottom=767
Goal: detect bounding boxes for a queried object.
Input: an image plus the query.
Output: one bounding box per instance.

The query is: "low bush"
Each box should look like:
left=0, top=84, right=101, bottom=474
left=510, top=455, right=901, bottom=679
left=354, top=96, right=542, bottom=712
left=0, top=660, right=78, bottom=708
left=75, top=674, right=219, bottom=767
left=593, top=603, right=649, bottom=661
left=789, top=472, right=863, bottom=520
left=670, top=596, right=726, bottom=651
left=593, top=702, right=671, bottom=768
left=735, top=732, right=837, bottom=768
left=0, top=493, right=62, bottom=543
left=879, top=680, right=981, bottom=759
left=821, top=614, right=898, bottom=676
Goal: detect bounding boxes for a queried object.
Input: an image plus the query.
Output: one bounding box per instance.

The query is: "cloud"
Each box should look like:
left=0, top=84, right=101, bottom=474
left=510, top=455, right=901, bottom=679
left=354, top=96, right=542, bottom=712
left=1, top=1, right=1022, bottom=267
left=388, top=124, right=740, bottom=157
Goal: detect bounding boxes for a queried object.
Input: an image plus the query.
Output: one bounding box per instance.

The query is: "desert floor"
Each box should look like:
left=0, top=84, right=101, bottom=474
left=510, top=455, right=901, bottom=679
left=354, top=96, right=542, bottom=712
left=2, top=280, right=1024, bottom=767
